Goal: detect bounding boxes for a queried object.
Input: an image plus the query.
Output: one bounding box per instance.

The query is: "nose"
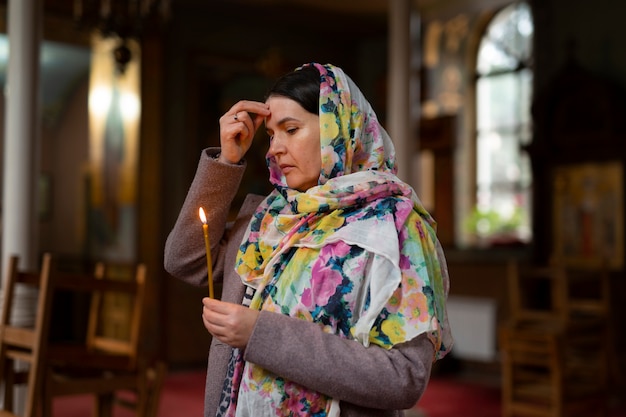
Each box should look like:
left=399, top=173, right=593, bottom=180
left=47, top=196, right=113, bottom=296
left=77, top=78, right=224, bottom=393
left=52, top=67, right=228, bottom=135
left=267, top=134, right=286, bottom=157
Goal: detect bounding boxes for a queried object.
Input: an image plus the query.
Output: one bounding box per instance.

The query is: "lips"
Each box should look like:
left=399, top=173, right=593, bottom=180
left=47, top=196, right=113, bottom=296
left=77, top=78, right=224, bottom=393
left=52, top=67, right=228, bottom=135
left=279, top=163, right=294, bottom=174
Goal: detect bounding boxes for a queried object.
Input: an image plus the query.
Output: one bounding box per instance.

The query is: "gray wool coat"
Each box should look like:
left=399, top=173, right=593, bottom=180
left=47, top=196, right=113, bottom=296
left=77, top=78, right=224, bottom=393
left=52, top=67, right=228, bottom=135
left=164, top=149, right=435, bottom=417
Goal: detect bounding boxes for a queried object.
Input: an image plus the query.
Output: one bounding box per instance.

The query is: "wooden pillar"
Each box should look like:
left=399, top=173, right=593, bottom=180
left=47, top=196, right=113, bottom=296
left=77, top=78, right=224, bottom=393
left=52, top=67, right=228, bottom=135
left=387, top=0, right=412, bottom=182
left=419, top=115, right=455, bottom=247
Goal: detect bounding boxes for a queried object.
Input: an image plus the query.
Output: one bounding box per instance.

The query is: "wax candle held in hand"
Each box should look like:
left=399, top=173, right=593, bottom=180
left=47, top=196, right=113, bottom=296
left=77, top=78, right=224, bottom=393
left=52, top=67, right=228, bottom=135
left=198, top=207, right=214, bottom=298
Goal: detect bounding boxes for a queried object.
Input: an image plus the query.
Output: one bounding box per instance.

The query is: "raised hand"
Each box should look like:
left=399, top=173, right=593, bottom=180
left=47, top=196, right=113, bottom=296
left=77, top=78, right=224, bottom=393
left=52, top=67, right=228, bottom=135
left=218, top=100, right=270, bottom=164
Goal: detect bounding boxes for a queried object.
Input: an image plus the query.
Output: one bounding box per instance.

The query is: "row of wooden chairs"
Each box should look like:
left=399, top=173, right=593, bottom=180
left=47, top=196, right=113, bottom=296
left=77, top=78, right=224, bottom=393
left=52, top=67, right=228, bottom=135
left=0, top=253, right=167, bottom=417
left=500, top=258, right=614, bottom=417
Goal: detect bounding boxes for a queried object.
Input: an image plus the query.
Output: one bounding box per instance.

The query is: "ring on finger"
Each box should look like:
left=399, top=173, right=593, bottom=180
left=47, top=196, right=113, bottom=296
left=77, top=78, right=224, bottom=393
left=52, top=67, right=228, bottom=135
left=233, top=113, right=239, bottom=121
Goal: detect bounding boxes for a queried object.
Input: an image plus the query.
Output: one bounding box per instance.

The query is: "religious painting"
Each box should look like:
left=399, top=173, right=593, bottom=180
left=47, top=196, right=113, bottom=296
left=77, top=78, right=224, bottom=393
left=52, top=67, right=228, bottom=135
left=421, top=14, right=471, bottom=118
left=552, top=161, right=624, bottom=269
left=87, top=36, right=141, bottom=262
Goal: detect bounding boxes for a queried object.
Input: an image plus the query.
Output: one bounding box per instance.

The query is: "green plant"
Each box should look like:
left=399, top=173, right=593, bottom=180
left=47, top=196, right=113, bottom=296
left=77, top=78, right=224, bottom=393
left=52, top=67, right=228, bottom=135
left=464, top=206, right=525, bottom=239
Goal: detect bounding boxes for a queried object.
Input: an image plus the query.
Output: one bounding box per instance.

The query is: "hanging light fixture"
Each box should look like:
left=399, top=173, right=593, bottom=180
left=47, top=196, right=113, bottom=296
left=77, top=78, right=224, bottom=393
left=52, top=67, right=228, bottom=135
left=73, top=0, right=170, bottom=73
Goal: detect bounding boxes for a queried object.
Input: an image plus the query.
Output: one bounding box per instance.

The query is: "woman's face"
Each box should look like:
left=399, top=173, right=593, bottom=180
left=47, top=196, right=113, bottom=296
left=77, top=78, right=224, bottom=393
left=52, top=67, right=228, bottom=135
left=266, top=96, right=321, bottom=191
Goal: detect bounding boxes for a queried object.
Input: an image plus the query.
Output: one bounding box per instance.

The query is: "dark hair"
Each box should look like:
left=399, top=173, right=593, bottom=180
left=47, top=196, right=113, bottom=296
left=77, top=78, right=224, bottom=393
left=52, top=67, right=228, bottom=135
left=265, top=65, right=320, bottom=115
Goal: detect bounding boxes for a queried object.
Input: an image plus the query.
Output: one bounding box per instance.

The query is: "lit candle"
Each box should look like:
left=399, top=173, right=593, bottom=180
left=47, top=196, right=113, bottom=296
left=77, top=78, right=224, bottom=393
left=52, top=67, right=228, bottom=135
left=198, top=207, right=214, bottom=298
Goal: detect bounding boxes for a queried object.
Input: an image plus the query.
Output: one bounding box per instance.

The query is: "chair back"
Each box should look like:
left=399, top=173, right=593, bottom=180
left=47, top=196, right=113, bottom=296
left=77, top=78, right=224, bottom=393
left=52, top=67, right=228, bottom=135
left=501, top=257, right=612, bottom=417
left=506, top=260, right=567, bottom=326
left=0, top=253, right=55, bottom=417
left=85, top=261, right=147, bottom=368
left=506, top=257, right=610, bottom=328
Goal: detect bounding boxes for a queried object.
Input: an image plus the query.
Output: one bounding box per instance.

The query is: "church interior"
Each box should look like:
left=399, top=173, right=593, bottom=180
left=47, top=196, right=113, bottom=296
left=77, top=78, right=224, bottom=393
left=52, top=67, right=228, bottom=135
left=0, top=0, right=624, bottom=415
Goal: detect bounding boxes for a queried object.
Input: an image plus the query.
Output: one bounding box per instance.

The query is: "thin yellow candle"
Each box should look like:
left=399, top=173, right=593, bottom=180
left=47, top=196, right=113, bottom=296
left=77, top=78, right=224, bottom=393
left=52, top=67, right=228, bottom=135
left=198, top=207, right=214, bottom=298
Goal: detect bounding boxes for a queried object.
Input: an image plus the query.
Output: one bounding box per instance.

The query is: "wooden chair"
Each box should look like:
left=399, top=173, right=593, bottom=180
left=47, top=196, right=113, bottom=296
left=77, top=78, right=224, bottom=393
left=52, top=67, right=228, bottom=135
left=0, top=253, right=56, bottom=417
left=113, top=360, right=168, bottom=417
left=40, top=260, right=166, bottom=417
left=500, top=258, right=611, bottom=417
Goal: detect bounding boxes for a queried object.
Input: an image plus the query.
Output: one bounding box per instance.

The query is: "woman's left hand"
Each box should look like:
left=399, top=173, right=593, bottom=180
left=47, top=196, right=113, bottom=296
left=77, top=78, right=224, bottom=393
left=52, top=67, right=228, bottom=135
left=202, top=297, right=260, bottom=349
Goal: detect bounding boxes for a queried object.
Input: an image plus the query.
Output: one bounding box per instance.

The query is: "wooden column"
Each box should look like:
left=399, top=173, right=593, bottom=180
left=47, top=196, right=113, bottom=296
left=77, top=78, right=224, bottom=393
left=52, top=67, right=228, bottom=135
left=419, top=115, right=455, bottom=247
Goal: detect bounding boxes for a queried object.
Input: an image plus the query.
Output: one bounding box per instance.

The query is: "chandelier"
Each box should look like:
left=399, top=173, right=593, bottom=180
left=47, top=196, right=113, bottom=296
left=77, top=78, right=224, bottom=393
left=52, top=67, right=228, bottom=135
left=73, top=0, right=170, bottom=73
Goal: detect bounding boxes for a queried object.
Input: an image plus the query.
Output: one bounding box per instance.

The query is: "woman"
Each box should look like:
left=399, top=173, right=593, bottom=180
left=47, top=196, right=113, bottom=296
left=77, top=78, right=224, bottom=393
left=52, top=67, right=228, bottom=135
left=164, top=63, right=452, bottom=417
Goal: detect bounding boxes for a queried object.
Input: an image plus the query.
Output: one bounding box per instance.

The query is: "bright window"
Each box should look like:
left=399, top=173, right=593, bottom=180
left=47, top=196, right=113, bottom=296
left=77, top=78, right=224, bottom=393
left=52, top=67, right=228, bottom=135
left=472, top=2, right=533, bottom=244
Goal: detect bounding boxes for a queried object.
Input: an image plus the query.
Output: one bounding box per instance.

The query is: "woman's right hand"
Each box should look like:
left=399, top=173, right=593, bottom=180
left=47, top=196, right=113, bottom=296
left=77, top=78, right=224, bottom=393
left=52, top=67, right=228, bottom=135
left=202, top=297, right=260, bottom=349
left=218, top=100, right=270, bottom=164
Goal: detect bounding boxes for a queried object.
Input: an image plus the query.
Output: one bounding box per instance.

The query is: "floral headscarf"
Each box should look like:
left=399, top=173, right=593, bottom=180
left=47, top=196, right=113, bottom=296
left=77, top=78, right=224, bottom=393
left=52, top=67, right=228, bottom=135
left=220, top=63, right=452, bottom=417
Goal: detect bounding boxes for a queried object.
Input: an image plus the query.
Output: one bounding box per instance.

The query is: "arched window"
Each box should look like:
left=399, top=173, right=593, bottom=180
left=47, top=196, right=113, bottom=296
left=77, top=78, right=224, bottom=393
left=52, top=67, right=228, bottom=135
left=472, top=1, right=533, bottom=245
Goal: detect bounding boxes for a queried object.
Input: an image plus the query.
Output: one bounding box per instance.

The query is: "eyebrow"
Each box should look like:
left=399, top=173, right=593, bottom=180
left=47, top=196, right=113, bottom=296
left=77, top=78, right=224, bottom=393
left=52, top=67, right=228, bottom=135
left=276, top=116, right=300, bottom=126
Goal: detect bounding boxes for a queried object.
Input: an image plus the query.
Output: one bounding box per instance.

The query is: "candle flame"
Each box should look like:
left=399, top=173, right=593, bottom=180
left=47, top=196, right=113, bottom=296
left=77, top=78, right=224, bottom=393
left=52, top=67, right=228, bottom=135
left=199, top=207, right=207, bottom=224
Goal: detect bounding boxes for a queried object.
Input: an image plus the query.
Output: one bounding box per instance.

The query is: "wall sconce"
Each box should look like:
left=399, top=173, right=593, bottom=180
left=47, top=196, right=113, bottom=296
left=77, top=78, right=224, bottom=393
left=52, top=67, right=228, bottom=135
left=73, top=0, right=170, bottom=74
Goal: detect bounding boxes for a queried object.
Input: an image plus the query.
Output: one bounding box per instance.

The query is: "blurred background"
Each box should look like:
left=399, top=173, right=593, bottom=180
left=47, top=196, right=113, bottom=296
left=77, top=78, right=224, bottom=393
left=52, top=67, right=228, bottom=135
left=0, top=0, right=624, bottom=403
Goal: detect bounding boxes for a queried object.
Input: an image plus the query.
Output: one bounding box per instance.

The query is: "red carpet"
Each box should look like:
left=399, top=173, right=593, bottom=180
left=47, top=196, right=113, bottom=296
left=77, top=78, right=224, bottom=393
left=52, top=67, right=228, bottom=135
left=53, top=370, right=500, bottom=416
left=417, top=376, right=501, bottom=417
left=53, top=370, right=205, bottom=416
left=53, top=369, right=625, bottom=416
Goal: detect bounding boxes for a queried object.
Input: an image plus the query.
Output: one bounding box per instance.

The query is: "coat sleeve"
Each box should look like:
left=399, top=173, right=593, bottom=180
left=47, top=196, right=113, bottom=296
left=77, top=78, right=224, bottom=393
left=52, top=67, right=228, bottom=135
left=164, top=148, right=246, bottom=287
left=243, top=311, right=435, bottom=410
